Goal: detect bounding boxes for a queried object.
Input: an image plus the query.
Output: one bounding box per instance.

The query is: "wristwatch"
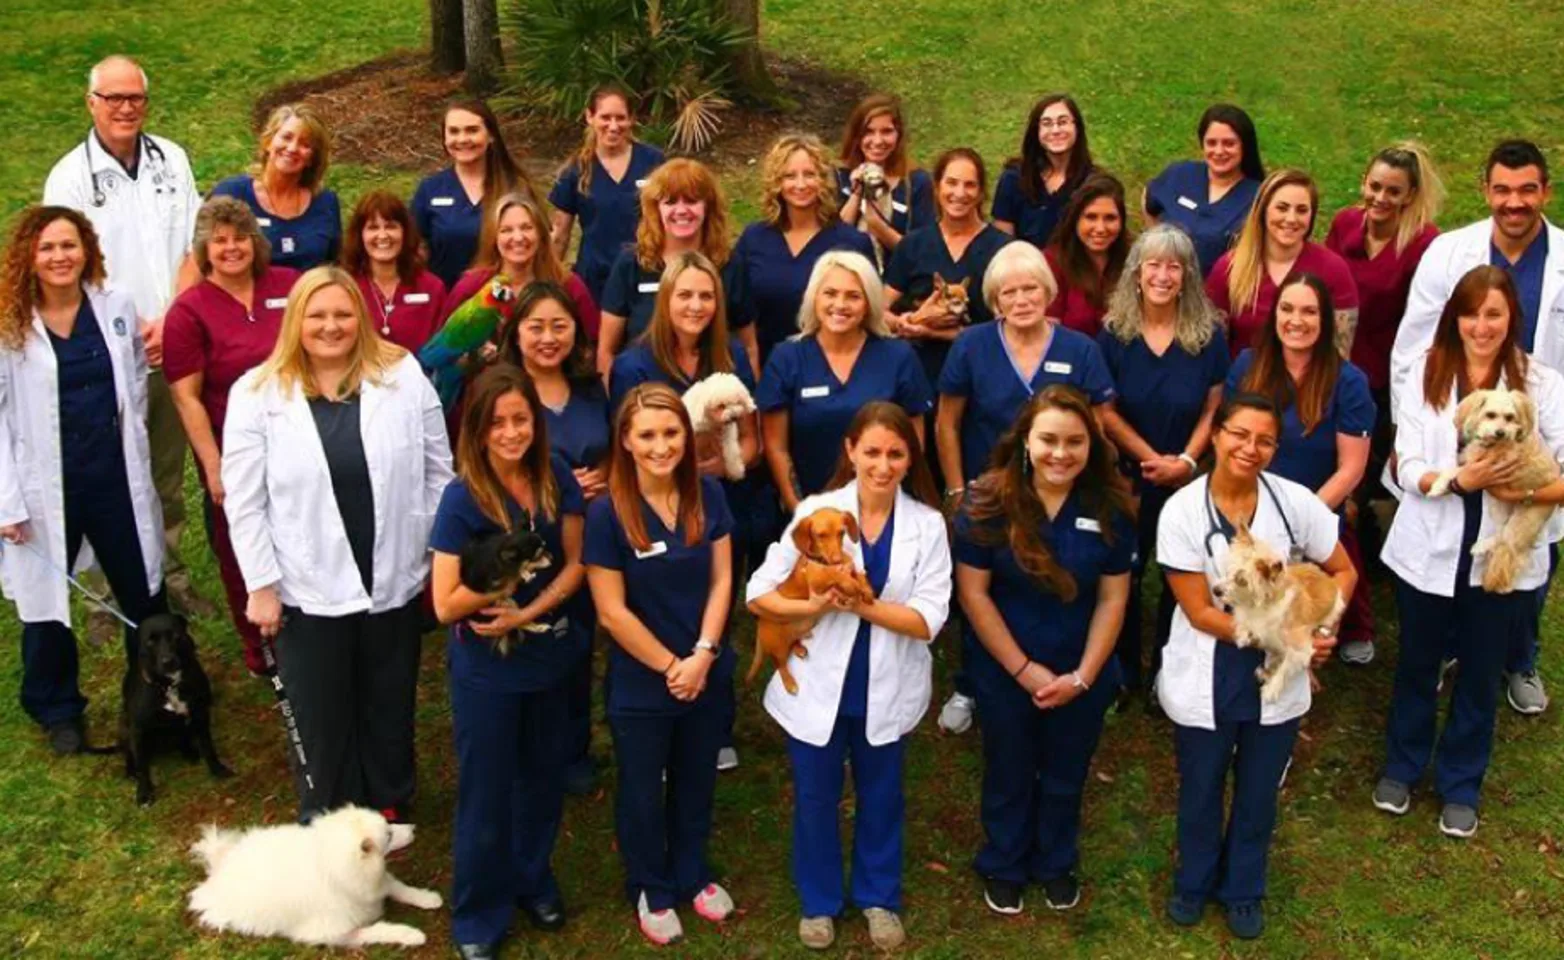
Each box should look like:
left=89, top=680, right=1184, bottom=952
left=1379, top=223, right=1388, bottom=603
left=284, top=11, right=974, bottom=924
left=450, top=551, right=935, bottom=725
left=694, top=639, right=720, bottom=657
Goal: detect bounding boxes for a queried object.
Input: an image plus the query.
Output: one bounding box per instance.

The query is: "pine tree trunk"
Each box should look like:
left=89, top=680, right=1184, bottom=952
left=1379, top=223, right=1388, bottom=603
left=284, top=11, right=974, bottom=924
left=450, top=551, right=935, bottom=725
left=462, top=0, right=503, bottom=94
left=723, top=0, right=779, bottom=102
left=429, top=0, right=465, bottom=75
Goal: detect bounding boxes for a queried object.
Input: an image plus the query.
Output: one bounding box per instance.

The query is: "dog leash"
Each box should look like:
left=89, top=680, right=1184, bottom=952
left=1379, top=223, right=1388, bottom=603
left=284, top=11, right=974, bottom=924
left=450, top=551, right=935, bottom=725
left=3, top=538, right=139, bottom=630
left=258, top=629, right=314, bottom=793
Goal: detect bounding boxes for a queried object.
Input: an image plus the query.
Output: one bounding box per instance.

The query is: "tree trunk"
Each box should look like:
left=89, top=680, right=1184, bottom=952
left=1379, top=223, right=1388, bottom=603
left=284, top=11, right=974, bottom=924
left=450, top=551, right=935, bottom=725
left=723, top=0, right=778, bottom=102
left=462, top=0, right=503, bottom=94
left=429, top=0, right=465, bottom=75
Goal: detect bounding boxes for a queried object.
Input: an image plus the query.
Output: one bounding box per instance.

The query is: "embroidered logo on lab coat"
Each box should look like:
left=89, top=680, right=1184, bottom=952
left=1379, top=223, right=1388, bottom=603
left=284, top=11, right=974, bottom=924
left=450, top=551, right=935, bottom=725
left=112, top=316, right=127, bottom=336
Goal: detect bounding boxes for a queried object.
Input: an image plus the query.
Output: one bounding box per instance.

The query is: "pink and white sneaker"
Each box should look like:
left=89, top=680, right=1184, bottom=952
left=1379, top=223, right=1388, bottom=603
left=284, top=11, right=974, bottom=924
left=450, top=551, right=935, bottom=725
left=692, top=883, right=735, bottom=922
left=638, top=891, right=684, bottom=945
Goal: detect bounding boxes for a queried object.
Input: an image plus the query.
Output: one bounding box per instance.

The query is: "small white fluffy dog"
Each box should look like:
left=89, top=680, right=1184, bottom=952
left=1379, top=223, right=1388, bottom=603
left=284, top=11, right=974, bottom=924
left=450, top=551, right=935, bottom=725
left=683, top=372, right=756, bottom=480
left=1428, top=388, right=1561, bottom=593
left=188, top=805, right=442, bottom=948
left=1212, top=523, right=1344, bottom=703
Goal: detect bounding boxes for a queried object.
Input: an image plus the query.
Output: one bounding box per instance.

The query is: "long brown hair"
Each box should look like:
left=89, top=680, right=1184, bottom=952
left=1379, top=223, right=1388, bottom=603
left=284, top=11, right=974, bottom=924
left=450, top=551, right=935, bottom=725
left=1423, top=265, right=1529, bottom=411
left=340, top=190, right=426, bottom=284
left=606, top=383, right=705, bottom=551
left=839, top=94, right=912, bottom=180
left=471, top=193, right=569, bottom=282
left=1239, top=272, right=1340, bottom=434
left=442, top=98, right=536, bottom=209
left=962, top=385, right=1132, bottom=601
left=0, top=206, right=108, bottom=351
left=1048, top=172, right=1132, bottom=310
left=456, top=364, right=560, bottom=527
left=634, top=158, right=733, bottom=270
left=643, top=252, right=733, bottom=383
left=824, top=402, right=939, bottom=506
left=565, top=83, right=636, bottom=199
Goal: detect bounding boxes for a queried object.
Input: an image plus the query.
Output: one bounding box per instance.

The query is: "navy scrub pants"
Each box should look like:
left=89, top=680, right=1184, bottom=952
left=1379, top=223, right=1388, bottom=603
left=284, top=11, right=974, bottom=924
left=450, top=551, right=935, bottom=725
left=1384, top=574, right=1534, bottom=807
left=1173, top=716, right=1300, bottom=905
left=1506, top=544, right=1555, bottom=676
left=1119, top=484, right=1175, bottom=692
left=785, top=714, right=907, bottom=916
left=450, top=677, right=568, bottom=945
left=974, top=673, right=1116, bottom=884
left=19, top=465, right=165, bottom=729
left=608, top=681, right=727, bottom=911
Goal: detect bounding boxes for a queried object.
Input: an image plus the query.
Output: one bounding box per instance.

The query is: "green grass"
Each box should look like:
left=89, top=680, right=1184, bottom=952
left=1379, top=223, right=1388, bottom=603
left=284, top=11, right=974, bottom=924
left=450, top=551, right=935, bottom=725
left=3, top=0, right=1564, bottom=956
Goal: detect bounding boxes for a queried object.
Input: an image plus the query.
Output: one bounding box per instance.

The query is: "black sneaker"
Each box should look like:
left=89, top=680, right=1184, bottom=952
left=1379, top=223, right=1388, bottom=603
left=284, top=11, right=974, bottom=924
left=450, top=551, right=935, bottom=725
left=983, top=878, right=1024, bottom=915
left=1166, top=892, right=1203, bottom=926
left=1225, top=900, right=1265, bottom=939
left=47, top=720, right=83, bottom=756
left=1043, top=873, right=1081, bottom=911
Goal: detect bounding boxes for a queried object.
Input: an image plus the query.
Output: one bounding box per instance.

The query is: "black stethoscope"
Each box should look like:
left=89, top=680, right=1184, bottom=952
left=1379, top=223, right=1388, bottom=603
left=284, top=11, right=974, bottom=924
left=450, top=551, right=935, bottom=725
left=1203, top=474, right=1302, bottom=563
left=85, top=131, right=174, bottom=207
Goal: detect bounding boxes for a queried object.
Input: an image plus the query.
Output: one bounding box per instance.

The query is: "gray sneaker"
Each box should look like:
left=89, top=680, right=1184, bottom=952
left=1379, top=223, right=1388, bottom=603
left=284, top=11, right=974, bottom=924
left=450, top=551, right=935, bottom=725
left=1506, top=671, right=1549, bottom=715
left=1338, top=639, right=1375, bottom=665
left=1439, top=803, right=1479, bottom=838
left=1372, top=777, right=1411, bottom=816
left=716, top=747, right=739, bottom=772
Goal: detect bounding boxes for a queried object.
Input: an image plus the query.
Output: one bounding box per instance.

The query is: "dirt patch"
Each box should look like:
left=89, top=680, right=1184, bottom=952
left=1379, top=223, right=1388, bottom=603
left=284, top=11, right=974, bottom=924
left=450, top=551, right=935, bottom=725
left=254, top=50, right=874, bottom=180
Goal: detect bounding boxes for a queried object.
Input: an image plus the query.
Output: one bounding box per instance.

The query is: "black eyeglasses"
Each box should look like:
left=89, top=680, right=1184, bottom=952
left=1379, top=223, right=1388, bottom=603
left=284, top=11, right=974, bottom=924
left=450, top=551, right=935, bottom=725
left=92, top=92, right=148, bottom=109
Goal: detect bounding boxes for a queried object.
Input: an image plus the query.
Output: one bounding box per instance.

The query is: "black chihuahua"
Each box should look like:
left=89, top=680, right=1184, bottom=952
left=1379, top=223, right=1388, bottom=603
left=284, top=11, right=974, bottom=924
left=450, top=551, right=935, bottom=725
left=459, top=525, right=553, bottom=655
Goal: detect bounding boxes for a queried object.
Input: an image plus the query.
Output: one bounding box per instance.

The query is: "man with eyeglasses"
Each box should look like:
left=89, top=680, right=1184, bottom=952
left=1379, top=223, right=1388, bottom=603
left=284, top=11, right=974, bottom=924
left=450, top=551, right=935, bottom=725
left=1390, top=138, right=1562, bottom=717
left=43, top=55, right=210, bottom=622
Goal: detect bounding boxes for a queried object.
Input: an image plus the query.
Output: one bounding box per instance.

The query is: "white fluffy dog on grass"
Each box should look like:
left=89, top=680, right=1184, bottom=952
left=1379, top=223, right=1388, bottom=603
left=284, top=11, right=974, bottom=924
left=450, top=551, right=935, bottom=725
left=188, top=805, right=442, bottom=948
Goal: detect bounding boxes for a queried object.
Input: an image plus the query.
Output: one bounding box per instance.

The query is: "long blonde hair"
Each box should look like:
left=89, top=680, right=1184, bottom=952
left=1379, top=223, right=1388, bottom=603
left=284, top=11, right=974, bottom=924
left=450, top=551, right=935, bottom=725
left=1103, top=225, right=1221, bottom=355
left=250, top=103, right=332, bottom=192
left=249, top=266, right=405, bottom=399
left=634, top=158, right=732, bottom=271
left=471, top=193, right=569, bottom=283
left=759, top=134, right=840, bottom=229
left=794, top=250, right=889, bottom=338
left=1225, top=168, right=1319, bottom=316
left=1364, top=141, right=1445, bottom=255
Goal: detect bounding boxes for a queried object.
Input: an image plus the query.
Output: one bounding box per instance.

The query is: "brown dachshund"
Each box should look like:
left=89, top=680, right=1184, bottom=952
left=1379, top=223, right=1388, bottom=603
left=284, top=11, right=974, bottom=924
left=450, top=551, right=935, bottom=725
left=749, top=508, right=877, bottom=695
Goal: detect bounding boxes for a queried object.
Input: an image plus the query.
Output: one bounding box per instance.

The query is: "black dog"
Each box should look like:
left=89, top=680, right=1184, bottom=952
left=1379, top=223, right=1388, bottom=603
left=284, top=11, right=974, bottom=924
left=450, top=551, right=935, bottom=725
left=459, top=525, right=553, bottom=655
left=118, top=613, right=232, bottom=805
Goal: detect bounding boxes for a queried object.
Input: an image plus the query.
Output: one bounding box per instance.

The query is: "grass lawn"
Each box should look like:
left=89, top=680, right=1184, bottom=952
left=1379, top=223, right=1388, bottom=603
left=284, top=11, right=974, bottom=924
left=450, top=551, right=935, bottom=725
left=2, top=0, right=1564, bottom=957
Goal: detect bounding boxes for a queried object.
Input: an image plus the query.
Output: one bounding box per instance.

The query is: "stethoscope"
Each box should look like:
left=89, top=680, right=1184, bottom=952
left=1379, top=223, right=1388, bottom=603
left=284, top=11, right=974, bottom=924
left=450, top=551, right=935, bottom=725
left=84, top=131, right=174, bottom=207
left=1202, top=473, right=1302, bottom=563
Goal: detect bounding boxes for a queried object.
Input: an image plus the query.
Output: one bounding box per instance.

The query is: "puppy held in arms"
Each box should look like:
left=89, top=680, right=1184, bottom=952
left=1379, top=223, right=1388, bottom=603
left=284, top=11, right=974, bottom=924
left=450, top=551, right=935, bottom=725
left=749, top=508, right=876, bottom=695
left=684, top=371, right=756, bottom=481
left=1212, top=523, right=1343, bottom=703
left=1428, top=389, right=1561, bottom=593
left=188, top=805, right=442, bottom=948
left=459, top=525, right=553, bottom=655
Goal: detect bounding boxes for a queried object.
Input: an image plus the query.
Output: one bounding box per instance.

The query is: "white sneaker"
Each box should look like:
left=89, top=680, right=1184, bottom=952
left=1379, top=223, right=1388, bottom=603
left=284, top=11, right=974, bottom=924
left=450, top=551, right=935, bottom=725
left=864, top=907, right=906, bottom=949
left=799, top=915, right=835, bottom=949
left=692, top=882, right=734, bottom=921
left=716, top=746, right=739, bottom=771
left=1506, top=671, right=1549, bottom=715
left=637, top=891, right=684, bottom=945
left=938, top=692, right=975, bottom=734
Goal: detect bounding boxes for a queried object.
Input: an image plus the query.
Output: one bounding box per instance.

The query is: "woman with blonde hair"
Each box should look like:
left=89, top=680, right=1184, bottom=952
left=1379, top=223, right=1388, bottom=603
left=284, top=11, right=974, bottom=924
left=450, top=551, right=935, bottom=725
left=212, top=102, right=341, bottom=271
left=598, top=158, right=755, bottom=377
left=735, top=133, right=874, bottom=363
left=444, top=192, right=598, bottom=338
left=222, top=266, right=452, bottom=819
left=1205, top=168, right=1359, bottom=357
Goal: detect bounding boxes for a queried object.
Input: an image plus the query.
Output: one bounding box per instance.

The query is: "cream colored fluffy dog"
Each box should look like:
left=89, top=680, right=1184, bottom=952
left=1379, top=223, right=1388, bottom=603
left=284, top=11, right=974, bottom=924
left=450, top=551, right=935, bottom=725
left=683, top=372, right=756, bottom=480
left=1429, top=389, right=1560, bottom=593
left=1212, top=524, right=1343, bottom=703
left=188, top=806, right=442, bottom=948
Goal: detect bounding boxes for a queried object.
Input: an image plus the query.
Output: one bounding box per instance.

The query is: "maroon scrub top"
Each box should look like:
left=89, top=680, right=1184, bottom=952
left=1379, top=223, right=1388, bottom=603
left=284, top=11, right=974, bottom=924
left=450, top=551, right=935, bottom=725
left=353, top=269, right=448, bottom=355
left=1324, top=207, right=1439, bottom=391
left=1206, top=242, right=1360, bottom=358
left=1044, top=246, right=1108, bottom=338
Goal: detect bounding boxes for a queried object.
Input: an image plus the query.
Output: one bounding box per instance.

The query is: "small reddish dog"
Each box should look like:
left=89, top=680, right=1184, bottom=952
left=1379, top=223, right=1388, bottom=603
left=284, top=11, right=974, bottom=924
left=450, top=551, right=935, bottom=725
left=907, top=273, right=970, bottom=331
left=749, top=508, right=876, bottom=695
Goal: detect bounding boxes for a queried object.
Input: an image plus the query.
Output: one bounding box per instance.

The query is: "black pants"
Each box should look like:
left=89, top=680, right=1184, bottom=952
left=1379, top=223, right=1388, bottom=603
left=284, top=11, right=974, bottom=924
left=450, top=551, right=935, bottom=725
left=1119, top=485, right=1176, bottom=692
left=273, top=598, right=422, bottom=819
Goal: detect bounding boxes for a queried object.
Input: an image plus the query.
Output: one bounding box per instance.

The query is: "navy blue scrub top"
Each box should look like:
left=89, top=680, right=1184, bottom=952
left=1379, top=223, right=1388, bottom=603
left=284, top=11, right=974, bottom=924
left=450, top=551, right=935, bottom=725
left=840, top=507, right=894, bottom=718
left=429, top=456, right=587, bottom=693
left=600, top=251, right=754, bottom=347
left=1224, top=350, right=1376, bottom=494
left=608, top=337, right=756, bottom=415
left=954, top=491, right=1134, bottom=697
left=410, top=166, right=484, bottom=290
left=210, top=174, right=342, bottom=272
left=756, top=334, right=934, bottom=496
left=734, top=220, right=876, bottom=364
left=938, top=321, right=1115, bottom=484
left=548, top=142, right=666, bottom=302
left=1144, top=161, right=1261, bottom=278
left=308, top=395, right=375, bottom=595
left=885, top=223, right=1015, bottom=389
left=50, top=299, right=123, bottom=491
left=991, top=164, right=1090, bottom=249
left=544, top=382, right=611, bottom=470
left=1097, top=326, right=1229, bottom=491
left=1491, top=230, right=1549, bottom=352
left=583, top=476, right=736, bottom=716
left=834, top=168, right=935, bottom=237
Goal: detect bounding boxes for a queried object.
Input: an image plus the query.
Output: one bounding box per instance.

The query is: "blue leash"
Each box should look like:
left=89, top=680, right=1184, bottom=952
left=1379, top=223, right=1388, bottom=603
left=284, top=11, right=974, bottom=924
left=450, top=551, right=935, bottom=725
left=3, top=538, right=139, bottom=631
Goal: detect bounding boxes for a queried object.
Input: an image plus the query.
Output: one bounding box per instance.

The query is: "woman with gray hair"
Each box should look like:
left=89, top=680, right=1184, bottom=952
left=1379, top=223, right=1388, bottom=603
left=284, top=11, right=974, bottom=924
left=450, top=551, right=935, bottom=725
left=163, top=195, right=300, bottom=676
left=933, top=239, right=1115, bottom=734
left=757, top=250, right=933, bottom=510
left=1096, top=223, right=1229, bottom=699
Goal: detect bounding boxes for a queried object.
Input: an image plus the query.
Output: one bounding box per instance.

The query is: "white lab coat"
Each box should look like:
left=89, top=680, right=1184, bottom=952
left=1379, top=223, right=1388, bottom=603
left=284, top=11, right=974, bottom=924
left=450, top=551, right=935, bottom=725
left=43, top=131, right=200, bottom=322
left=1381, top=355, right=1564, bottom=596
left=1155, top=473, right=1340, bottom=730
left=1389, top=217, right=1564, bottom=422
left=0, top=286, right=163, bottom=625
left=221, top=352, right=453, bottom=617
left=745, top=483, right=952, bottom=747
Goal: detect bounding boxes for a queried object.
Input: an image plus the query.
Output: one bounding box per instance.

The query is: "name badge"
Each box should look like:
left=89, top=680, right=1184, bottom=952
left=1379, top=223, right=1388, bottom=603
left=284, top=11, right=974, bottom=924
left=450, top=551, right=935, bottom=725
left=891, top=200, right=908, bottom=214
left=403, top=292, right=431, bottom=304
left=1075, top=517, right=1102, bottom=533
left=634, top=179, right=649, bottom=189
left=800, top=385, right=831, bottom=399
left=280, top=237, right=296, bottom=254
left=636, top=281, right=659, bottom=294
left=634, top=541, right=668, bottom=560
left=112, top=316, right=128, bottom=336
left=1044, top=361, right=1073, bottom=374
left=1177, top=196, right=1199, bottom=210
left=263, top=297, right=288, bottom=309
left=430, top=196, right=455, bottom=207
left=256, top=217, right=273, bottom=227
